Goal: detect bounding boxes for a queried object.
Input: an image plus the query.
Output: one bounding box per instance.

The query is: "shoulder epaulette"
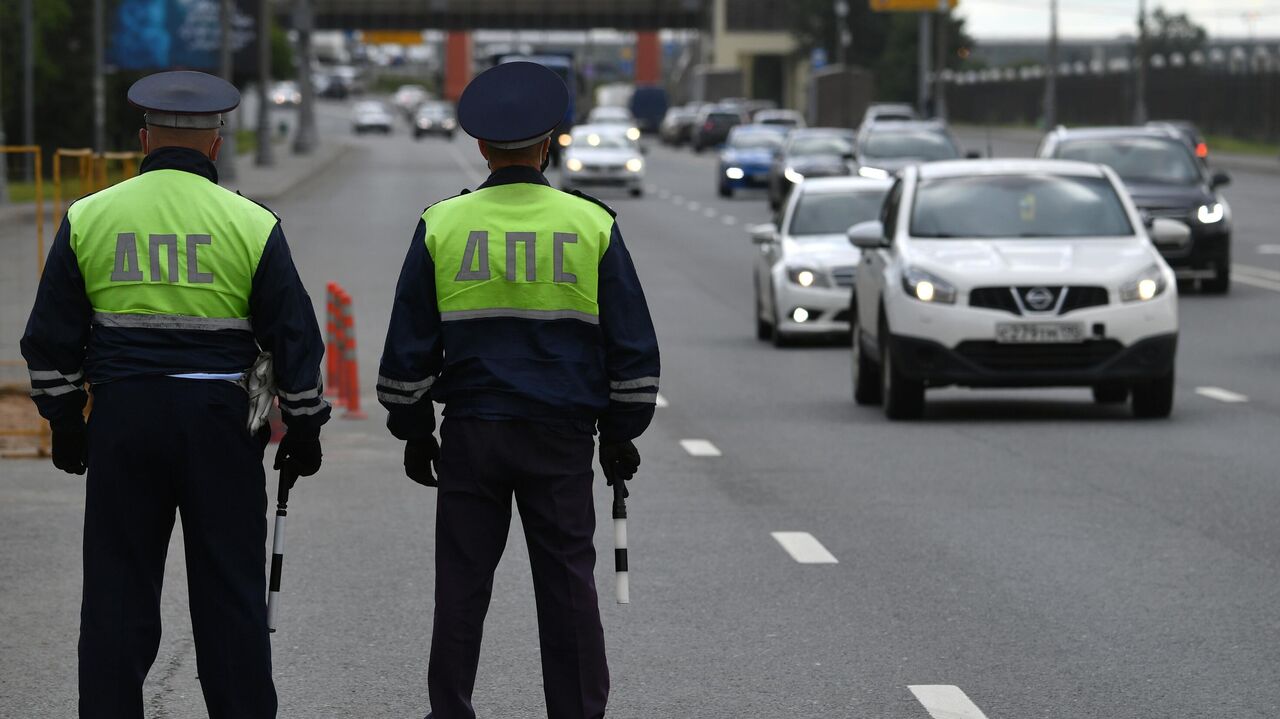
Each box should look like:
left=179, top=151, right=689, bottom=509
left=422, top=188, right=473, bottom=215
left=236, top=191, right=282, bottom=221
left=569, top=189, right=618, bottom=218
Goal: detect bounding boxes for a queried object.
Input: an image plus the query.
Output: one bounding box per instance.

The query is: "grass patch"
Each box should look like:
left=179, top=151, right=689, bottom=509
left=1205, top=135, right=1279, bottom=157
left=235, top=129, right=257, bottom=156
left=2, top=172, right=128, bottom=204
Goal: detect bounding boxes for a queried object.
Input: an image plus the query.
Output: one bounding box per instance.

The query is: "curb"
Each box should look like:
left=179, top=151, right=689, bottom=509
left=232, top=141, right=355, bottom=203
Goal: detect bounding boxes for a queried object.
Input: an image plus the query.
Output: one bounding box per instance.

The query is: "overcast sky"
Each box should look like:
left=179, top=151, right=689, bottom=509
left=955, top=0, right=1280, bottom=40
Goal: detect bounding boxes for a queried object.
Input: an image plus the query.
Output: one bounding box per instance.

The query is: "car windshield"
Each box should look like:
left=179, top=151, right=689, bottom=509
left=355, top=102, right=385, bottom=113
left=706, top=112, right=741, bottom=125
left=862, top=130, right=958, bottom=161
left=790, top=189, right=888, bottom=236
left=1057, top=138, right=1201, bottom=185
left=728, top=132, right=782, bottom=150
left=910, top=174, right=1134, bottom=238
left=789, top=135, right=852, bottom=157
left=572, top=131, right=632, bottom=149
left=591, top=108, right=631, bottom=123
left=417, top=104, right=452, bottom=118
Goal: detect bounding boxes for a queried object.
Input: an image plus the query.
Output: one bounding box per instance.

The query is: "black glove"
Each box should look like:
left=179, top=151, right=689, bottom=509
left=404, top=436, right=440, bottom=488
left=599, top=440, right=640, bottom=497
left=50, top=421, right=88, bottom=476
left=274, top=430, right=322, bottom=484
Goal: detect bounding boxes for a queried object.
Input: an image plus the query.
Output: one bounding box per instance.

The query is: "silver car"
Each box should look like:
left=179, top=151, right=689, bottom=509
left=561, top=124, right=645, bottom=197
left=752, top=176, right=892, bottom=346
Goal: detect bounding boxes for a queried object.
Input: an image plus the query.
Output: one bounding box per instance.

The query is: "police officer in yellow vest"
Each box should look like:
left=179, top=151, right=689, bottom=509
left=20, top=71, right=329, bottom=717
left=378, top=62, right=660, bottom=719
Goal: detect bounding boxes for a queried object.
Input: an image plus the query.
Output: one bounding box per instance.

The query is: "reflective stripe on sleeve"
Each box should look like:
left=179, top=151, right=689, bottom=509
left=29, top=369, right=85, bottom=386
left=30, top=384, right=83, bottom=398
left=378, top=390, right=424, bottom=405
left=93, top=312, right=253, bottom=332
left=440, top=308, right=599, bottom=325
left=278, top=386, right=322, bottom=402
left=377, top=375, right=435, bottom=392
left=610, top=392, right=658, bottom=404
left=280, top=400, right=330, bottom=417
left=609, top=376, right=659, bottom=390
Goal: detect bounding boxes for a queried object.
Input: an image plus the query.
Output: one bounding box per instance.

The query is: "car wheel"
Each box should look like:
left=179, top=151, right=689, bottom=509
left=1203, top=252, right=1230, bottom=294
left=1092, top=384, right=1129, bottom=404
left=770, top=289, right=790, bottom=348
left=881, top=326, right=924, bottom=420
left=851, top=310, right=882, bottom=405
left=754, top=280, right=772, bottom=341
left=1131, top=370, right=1175, bottom=418
left=630, top=186, right=643, bottom=198
left=718, top=183, right=732, bottom=198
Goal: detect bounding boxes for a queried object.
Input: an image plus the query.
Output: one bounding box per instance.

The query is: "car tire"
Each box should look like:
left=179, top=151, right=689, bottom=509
left=1131, top=371, right=1175, bottom=418
left=718, top=183, right=732, bottom=198
left=630, top=186, right=643, bottom=198
left=770, top=289, right=790, bottom=348
left=1203, top=252, right=1231, bottom=294
left=851, top=311, right=882, bottom=405
left=881, top=328, right=924, bottom=420
left=1092, top=384, right=1129, bottom=404
left=754, top=280, right=772, bottom=341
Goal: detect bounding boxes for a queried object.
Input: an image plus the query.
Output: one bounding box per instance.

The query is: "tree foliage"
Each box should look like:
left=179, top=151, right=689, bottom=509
left=1145, top=7, right=1208, bottom=59
left=788, top=0, right=975, bottom=102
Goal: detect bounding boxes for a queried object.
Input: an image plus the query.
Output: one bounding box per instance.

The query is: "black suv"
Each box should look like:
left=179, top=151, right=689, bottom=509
left=1038, top=126, right=1232, bottom=292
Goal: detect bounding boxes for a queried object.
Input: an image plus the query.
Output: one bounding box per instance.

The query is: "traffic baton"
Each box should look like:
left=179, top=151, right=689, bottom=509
left=266, top=467, right=296, bottom=632
left=612, top=479, right=630, bottom=605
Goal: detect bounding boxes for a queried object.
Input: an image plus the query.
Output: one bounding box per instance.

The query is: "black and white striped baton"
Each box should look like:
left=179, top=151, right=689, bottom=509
left=612, top=479, right=630, bottom=605
left=266, top=467, right=296, bottom=632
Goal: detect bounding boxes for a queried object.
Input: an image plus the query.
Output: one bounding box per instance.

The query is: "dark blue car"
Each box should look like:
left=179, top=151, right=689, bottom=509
left=718, top=125, right=787, bottom=197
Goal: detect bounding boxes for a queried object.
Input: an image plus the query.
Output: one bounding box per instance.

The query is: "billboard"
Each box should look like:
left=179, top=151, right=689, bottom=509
left=109, top=0, right=258, bottom=71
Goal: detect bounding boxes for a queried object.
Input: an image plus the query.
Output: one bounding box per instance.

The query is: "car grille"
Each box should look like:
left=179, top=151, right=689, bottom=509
left=969, top=286, right=1109, bottom=315
left=955, top=340, right=1124, bottom=372
left=585, top=164, right=625, bottom=172
left=1141, top=206, right=1192, bottom=222
left=830, top=266, right=856, bottom=288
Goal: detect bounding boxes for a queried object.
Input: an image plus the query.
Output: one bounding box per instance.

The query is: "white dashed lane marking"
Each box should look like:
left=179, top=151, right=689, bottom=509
left=655, top=393, right=669, bottom=408
left=771, top=532, right=838, bottom=564
left=1195, top=386, right=1249, bottom=403
left=657, top=188, right=671, bottom=199
left=909, top=685, right=990, bottom=719
left=687, top=201, right=702, bottom=211
left=679, top=439, right=721, bottom=457
left=703, top=207, right=717, bottom=218
left=1233, top=264, right=1280, bottom=293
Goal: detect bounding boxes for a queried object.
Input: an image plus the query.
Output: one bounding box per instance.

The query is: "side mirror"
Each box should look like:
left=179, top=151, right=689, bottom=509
left=847, top=220, right=888, bottom=249
left=1210, top=171, right=1231, bottom=189
left=965, top=150, right=982, bottom=159
left=1149, top=217, right=1192, bottom=248
left=750, top=222, right=779, bottom=244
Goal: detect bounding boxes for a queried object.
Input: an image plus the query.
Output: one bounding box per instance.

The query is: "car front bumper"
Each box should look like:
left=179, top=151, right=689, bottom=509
left=887, top=332, right=1177, bottom=387
left=1156, top=226, right=1230, bottom=279
left=564, top=169, right=643, bottom=187
left=774, top=280, right=854, bottom=334
left=721, top=164, right=771, bottom=188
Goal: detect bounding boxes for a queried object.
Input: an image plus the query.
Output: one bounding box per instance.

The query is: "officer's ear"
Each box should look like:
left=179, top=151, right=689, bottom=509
left=477, top=140, right=492, bottom=163
left=209, top=135, right=223, bottom=162
left=138, top=128, right=149, bottom=154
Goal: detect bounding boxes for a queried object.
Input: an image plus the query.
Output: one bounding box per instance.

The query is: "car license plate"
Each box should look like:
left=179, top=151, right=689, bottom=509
left=751, top=172, right=768, bottom=182
left=995, top=322, right=1085, bottom=344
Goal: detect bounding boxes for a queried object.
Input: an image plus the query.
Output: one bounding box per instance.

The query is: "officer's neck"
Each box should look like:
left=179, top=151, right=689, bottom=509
left=487, top=159, right=540, bottom=172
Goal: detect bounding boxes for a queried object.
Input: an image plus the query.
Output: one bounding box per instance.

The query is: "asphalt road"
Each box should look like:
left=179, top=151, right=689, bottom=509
left=3, top=103, right=1280, bottom=718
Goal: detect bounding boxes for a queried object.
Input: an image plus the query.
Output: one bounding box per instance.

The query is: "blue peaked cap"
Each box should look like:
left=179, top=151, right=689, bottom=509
left=457, top=62, right=569, bottom=149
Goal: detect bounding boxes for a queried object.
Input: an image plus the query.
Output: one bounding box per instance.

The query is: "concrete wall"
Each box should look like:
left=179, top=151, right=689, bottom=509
left=709, top=0, right=805, bottom=110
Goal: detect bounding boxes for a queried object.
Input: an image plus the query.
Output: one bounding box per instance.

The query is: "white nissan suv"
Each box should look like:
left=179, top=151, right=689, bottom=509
left=849, top=159, right=1184, bottom=420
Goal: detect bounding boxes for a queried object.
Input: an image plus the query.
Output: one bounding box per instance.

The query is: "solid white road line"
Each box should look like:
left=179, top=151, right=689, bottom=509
left=445, top=141, right=484, bottom=185
left=1234, top=264, right=1280, bottom=293
left=1195, top=386, right=1249, bottom=403
left=909, top=685, right=990, bottom=719
left=771, top=532, right=838, bottom=564
left=679, top=439, right=721, bottom=457
left=655, top=393, right=669, bottom=408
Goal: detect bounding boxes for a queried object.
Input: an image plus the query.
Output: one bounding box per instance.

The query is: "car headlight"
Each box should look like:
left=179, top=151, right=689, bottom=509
left=783, top=167, right=805, bottom=184
left=901, top=266, right=957, bottom=304
left=566, top=158, right=584, bottom=172
left=625, top=158, right=644, bottom=173
left=558, top=133, right=572, bottom=147
left=442, top=118, right=456, bottom=129
left=858, top=166, right=890, bottom=180
left=1119, top=263, right=1168, bottom=302
left=626, top=127, right=641, bottom=141
left=725, top=167, right=745, bottom=180
left=786, top=266, right=830, bottom=288
left=418, top=120, right=432, bottom=128
left=1196, top=203, right=1224, bottom=224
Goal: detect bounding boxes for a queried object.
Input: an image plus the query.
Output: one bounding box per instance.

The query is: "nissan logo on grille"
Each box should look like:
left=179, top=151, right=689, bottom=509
left=1022, top=286, right=1057, bottom=311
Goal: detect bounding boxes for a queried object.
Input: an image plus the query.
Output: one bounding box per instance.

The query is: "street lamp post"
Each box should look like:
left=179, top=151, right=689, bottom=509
left=255, top=0, right=275, bottom=167
left=1043, top=0, right=1059, bottom=128
left=0, top=25, right=8, bottom=205
left=1134, top=0, right=1149, bottom=124
left=22, top=0, right=34, bottom=181
left=834, top=0, right=850, bottom=66
left=217, top=0, right=239, bottom=181
left=292, top=0, right=319, bottom=155
left=918, top=12, right=932, bottom=115
left=93, top=0, right=106, bottom=153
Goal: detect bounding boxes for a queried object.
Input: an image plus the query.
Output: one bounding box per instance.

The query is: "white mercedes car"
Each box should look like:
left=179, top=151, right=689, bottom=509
left=561, top=124, right=645, bottom=197
left=849, top=159, right=1184, bottom=419
left=752, top=176, right=892, bottom=345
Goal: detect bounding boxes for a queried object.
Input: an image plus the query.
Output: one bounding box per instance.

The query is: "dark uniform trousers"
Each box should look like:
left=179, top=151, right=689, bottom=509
left=79, top=377, right=276, bottom=718
left=428, top=418, right=608, bottom=719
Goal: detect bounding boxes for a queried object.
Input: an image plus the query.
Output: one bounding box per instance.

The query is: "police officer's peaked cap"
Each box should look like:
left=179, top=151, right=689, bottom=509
left=128, top=70, right=240, bottom=130
left=457, top=62, right=569, bottom=149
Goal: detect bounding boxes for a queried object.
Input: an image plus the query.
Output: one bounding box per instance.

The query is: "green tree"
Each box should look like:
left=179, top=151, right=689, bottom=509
left=789, top=1, right=975, bottom=102
left=1145, top=7, right=1208, bottom=59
